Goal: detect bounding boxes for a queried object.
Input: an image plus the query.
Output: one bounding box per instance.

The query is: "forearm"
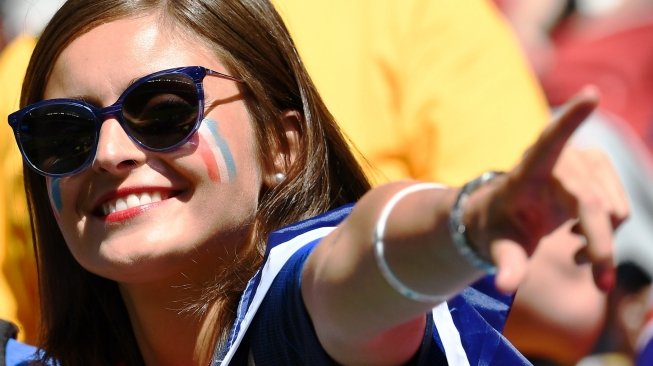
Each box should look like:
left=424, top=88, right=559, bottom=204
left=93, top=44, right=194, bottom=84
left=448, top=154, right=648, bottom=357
left=302, top=181, right=489, bottom=364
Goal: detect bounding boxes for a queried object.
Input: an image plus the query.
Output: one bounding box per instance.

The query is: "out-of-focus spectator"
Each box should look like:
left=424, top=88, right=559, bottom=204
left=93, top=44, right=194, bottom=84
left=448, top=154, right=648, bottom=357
left=0, top=34, right=39, bottom=344
left=497, top=0, right=653, bottom=153
left=637, top=293, right=653, bottom=365
left=0, top=1, right=6, bottom=51
left=504, top=105, right=653, bottom=365
left=0, top=0, right=64, bottom=343
left=496, top=2, right=653, bottom=364
left=273, top=0, right=549, bottom=186
left=1, top=0, right=65, bottom=42
left=577, top=262, right=652, bottom=366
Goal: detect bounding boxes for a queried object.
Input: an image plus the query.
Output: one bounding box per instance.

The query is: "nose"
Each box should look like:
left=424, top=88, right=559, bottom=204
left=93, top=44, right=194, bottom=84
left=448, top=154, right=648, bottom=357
left=91, top=119, right=147, bottom=175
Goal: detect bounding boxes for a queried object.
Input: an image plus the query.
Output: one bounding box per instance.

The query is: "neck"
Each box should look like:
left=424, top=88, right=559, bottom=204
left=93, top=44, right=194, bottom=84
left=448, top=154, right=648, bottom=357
left=120, top=271, right=222, bottom=365
left=119, top=227, right=255, bottom=366
left=118, top=235, right=258, bottom=366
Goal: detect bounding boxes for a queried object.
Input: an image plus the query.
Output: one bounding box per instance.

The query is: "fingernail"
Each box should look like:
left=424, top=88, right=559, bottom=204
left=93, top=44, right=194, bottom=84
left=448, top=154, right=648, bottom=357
left=595, top=265, right=615, bottom=292
left=495, top=268, right=517, bottom=295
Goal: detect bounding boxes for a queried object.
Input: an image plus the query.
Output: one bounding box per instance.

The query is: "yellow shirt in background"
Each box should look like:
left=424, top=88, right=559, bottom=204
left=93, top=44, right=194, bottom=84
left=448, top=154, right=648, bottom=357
left=274, top=0, right=549, bottom=185
left=0, top=35, right=39, bottom=342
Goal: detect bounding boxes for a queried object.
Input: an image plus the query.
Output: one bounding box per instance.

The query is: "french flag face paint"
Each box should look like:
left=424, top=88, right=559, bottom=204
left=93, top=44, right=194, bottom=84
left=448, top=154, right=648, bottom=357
left=198, top=117, right=237, bottom=183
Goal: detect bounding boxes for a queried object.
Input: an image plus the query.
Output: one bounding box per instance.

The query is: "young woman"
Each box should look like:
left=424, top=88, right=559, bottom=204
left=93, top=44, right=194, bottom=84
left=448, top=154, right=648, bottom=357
left=5, top=0, right=626, bottom=365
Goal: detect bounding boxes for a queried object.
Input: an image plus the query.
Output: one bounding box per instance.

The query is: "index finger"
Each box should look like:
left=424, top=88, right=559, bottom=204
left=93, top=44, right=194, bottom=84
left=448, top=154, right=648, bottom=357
left=520, top=86, right=599, bottom=180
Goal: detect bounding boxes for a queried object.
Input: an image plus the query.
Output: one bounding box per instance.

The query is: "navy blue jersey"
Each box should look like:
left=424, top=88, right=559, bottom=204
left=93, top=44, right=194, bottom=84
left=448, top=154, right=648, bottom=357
left=4, top=339, right=39, bottom=366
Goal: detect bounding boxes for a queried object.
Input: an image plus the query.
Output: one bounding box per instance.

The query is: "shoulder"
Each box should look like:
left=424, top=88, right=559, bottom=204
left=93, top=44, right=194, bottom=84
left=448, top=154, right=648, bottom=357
left=5, top=339, right=40, bottom=366
left=0, top=319, right=42, bottom=366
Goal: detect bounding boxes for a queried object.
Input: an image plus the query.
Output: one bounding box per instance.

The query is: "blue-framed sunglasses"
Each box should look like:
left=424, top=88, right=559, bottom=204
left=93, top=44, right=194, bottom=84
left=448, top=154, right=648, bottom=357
left=8, top=66, right=242, bottom=177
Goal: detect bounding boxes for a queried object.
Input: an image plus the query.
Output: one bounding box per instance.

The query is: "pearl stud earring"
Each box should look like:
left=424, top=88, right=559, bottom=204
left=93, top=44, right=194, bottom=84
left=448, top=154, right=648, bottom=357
left=273, top=173, right=286, bottom=184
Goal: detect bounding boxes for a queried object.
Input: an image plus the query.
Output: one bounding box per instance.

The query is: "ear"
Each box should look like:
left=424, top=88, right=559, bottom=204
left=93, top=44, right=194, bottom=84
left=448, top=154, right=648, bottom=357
left=263, top=109, right=301, bottom=187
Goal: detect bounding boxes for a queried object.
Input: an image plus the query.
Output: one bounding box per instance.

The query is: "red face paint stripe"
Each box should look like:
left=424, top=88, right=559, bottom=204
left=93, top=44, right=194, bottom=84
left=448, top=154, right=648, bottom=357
left=198, top=135, right=221, bottom=182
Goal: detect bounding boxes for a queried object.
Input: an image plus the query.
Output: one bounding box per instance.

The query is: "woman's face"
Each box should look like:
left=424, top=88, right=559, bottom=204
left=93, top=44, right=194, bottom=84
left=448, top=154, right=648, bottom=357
left=44, top=16, right=265, bottom=283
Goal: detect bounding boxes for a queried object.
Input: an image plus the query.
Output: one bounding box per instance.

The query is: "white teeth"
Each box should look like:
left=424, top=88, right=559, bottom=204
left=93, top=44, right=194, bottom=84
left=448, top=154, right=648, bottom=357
left=101, top=192, right=165, bottom=215
left=126, top=194, right=139, bottom=207
left=140, top=194, right=152, bottom=205
left=115, top=198, right=128, bottom=212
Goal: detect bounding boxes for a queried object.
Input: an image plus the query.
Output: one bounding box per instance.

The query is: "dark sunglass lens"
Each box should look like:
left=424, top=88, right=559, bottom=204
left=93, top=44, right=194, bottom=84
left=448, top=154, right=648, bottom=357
left=18, top=105, right=96, bottom=175
left=122, top=73, right=199, bottom=150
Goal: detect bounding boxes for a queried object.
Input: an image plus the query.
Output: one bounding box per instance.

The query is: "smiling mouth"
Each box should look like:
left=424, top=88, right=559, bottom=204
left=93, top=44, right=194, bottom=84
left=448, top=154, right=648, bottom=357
left=100, top=191, right=168, bottom=216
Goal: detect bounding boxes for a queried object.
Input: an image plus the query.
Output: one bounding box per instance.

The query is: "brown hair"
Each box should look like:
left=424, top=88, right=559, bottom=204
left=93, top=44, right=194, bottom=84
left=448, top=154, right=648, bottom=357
left=21, top=0, right=370, bottom=364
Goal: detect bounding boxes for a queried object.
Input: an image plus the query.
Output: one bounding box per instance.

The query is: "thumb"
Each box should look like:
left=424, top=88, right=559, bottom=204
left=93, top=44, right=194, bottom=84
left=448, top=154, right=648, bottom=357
left=492, top=239, right=529, bottom=294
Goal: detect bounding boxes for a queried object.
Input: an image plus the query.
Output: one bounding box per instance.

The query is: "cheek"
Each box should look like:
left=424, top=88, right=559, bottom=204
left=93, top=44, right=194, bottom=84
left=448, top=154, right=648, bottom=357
left=197, top=118, right=238, bottom=182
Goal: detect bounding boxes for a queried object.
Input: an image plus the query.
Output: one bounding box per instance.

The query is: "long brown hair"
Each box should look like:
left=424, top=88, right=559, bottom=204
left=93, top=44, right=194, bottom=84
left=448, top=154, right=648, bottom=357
left=21, top=0, right=370, bottom=364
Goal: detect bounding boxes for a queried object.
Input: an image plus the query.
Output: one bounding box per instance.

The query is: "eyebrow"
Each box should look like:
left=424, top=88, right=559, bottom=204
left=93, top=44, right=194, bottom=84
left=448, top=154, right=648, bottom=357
left=65, top=95, right=103, bottom=106
left=60, top=75, right=143, bottom=107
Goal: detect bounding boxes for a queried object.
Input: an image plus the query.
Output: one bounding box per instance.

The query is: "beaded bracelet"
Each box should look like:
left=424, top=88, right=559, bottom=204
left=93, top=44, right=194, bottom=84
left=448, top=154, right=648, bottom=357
left=373, top=173, right=503, bottom=303
left=448, top=171, right=504, bottom=274
left=373, top=182, right=449, bottom=303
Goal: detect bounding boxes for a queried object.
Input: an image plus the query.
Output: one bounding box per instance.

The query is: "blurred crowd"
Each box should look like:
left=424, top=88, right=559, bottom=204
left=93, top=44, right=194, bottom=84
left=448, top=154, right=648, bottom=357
left=500, top=1, right=653, bottom=365
left=0, top=0, right=64, bottom=49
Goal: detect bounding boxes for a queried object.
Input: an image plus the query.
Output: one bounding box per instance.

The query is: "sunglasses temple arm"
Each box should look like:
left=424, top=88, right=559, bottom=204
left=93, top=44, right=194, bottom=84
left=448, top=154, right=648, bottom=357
left=206, top=69, right=243, bottom=83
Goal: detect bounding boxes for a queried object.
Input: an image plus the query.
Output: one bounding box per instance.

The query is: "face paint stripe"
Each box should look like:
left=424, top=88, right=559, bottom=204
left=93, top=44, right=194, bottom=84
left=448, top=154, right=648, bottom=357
left=198, top=134, right=221, bottom=182
left=49, top=177, right=63, bottom=217
left=206, top=119, right=237, bottom=179
left=199, top=124, right=229, bottom=182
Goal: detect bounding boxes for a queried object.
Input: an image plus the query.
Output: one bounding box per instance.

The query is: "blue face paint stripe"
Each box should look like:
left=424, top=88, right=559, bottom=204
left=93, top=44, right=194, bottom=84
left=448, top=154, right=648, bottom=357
left=206, top=119, right=237, bottom=178
left=50, top=178, right=63, bottom=212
